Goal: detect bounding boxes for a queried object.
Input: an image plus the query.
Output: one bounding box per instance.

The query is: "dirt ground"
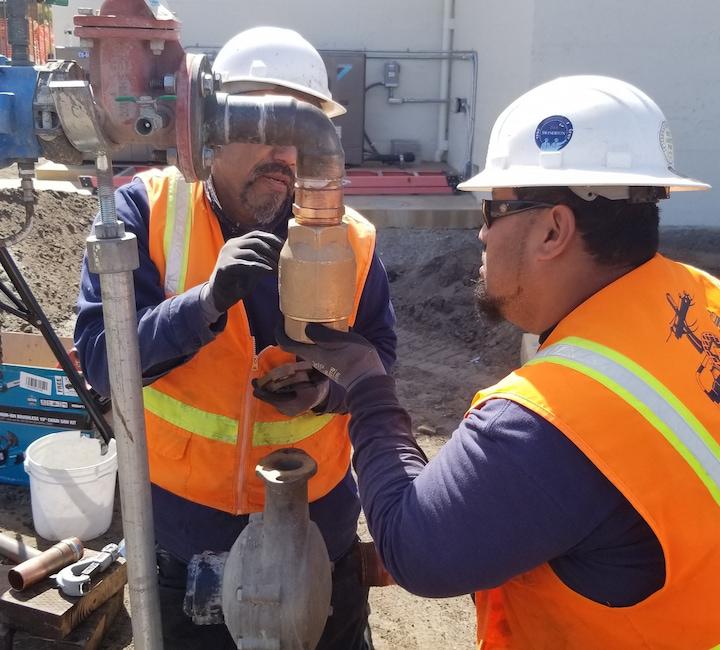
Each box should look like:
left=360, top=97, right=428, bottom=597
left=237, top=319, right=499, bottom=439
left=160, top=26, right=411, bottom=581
left=0, top=186, right=719, bottom=648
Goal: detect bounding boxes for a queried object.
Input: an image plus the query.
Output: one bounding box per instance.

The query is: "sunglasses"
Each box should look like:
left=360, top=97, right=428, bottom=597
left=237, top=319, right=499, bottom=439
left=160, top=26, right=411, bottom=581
left=480, top=200, right=555, bottom=228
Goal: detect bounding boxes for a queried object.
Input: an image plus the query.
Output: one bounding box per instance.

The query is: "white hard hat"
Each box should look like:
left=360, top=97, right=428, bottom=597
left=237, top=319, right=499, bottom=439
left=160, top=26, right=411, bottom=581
left=459, top=75, right=709, bottom=195
left=212, top=26, right=346, bottom=118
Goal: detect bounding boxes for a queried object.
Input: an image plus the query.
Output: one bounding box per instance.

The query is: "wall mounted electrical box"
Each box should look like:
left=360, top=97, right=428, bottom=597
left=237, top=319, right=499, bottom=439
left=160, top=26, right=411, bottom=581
left=383, top=61, right=400, bottom=87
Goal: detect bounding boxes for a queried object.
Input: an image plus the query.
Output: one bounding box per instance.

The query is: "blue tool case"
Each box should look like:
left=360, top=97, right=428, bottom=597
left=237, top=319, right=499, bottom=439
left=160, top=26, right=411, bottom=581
left=0, top=363, right=92, bottom=486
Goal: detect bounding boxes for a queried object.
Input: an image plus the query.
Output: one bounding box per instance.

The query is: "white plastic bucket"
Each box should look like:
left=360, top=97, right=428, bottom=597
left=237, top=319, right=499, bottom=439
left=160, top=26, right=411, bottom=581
left=24, top=431, right=117, bottom=541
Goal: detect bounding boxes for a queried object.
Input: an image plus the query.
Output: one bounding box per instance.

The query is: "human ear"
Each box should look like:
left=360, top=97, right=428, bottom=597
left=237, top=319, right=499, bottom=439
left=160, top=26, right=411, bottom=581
left=536, top=204, right=577, bottom=261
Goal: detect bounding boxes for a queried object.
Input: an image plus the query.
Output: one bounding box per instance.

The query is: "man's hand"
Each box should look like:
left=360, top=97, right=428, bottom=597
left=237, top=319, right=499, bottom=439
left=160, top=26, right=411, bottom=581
left=208, top=232, right=284, bottom=312
left=276, top=323, right=386, bottom=392
left=252, top=368, right=329, bottom=417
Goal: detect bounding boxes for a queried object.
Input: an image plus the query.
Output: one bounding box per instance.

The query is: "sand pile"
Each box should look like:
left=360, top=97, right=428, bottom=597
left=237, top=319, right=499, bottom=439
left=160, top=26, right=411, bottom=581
left=0, top=189, right=97, bottom=337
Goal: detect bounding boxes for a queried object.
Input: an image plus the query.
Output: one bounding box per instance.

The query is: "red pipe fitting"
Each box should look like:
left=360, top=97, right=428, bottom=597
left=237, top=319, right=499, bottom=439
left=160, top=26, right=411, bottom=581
left=73, top=0, right=210, bottom=179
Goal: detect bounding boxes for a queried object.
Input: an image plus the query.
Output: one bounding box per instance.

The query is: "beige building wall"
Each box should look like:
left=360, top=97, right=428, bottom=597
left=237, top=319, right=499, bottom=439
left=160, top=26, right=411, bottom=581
left=452, top=0, right=719, bottom=226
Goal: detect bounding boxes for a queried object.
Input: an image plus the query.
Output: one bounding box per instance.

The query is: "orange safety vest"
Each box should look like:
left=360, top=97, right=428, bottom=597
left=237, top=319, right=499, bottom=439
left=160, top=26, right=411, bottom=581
left=469, top=255, right=720, bottom=649
left=136, top=167, right=376, bottom=514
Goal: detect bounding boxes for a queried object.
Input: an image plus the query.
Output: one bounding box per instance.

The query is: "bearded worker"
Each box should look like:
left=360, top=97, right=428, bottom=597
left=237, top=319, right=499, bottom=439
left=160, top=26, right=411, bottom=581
left=74, top=26, right=396, bottom=650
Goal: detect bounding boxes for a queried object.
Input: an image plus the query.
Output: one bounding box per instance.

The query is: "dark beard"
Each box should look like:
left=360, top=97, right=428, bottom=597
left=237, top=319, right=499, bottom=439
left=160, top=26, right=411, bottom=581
left=236, top=185, right=288, bottom=225
left=473, top=274, right=507, bottom=324
left=237, top=162, right=295, bottom=225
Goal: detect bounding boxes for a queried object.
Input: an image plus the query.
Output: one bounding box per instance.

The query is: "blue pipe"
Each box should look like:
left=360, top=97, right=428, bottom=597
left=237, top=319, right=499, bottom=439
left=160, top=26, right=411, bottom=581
left=0, top=63, right=42, bottom=168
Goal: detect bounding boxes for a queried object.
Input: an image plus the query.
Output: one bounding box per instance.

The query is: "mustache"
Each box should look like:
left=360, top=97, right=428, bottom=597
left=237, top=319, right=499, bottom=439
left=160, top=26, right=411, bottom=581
left=250, top=162, right=295, bottom=188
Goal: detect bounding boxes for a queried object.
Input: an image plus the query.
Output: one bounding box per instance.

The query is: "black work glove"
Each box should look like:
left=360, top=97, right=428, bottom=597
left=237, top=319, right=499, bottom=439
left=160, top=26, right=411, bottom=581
left=252, top=368, right=330, bottom=417
left=208, top=232, right=284, bottom=313
left=275, top=323, right=386, bottom=393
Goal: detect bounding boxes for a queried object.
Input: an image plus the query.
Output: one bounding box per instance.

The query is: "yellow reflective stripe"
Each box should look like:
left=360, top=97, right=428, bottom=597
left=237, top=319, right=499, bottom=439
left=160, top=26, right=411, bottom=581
left=163, top=173, right=191, bottom=296
left=565, top=336, right=720, bottom=464
left=163, top=173, right=177, bottom=261
left=143, top=386, right=238, bottom=444
left=527, top=337, right=720, bottom=506
left=177, top=196, right=192, bottom=294
left=252, top=413, right=334, bottom=447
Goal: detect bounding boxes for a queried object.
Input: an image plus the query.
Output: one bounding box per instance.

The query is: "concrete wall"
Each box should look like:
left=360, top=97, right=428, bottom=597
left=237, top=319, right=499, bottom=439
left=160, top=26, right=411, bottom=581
left=451, top=0, right=719, bottom=226
left=52, top=0, right=719, bottom=225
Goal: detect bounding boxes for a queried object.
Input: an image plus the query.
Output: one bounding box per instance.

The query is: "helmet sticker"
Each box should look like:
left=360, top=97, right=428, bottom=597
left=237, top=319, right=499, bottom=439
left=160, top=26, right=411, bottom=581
left=659, top=121, right=674, bottom=166
left=535, top=115, right=573, bottom=151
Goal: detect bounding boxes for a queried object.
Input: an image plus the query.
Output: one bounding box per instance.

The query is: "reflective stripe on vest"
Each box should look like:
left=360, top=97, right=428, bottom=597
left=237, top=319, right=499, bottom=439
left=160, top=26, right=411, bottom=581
left=144, top=386, right=238, bottom=443
left=527, top=335, right=720, bottom=506
left=252, top=413, right=334, bottom=447
left=145, top=385, right=335, bottom=448
left=164, top=173, right=192, bottom=296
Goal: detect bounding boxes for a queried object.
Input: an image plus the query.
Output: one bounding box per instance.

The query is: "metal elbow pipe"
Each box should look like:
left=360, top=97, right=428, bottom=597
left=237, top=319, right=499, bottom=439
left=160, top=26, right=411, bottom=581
left=207, top=93, right=345, bottom=224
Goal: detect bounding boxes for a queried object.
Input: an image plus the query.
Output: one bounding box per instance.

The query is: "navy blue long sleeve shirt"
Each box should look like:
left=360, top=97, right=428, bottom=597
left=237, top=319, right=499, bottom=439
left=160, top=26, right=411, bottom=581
left=74, top=178, right=397, bottom=562
left=346, top=376, right=665, bottom=606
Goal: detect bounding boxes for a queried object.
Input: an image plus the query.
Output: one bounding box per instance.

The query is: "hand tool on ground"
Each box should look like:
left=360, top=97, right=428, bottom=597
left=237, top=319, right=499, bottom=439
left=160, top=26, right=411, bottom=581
left=54, top=543, right=121, bottom=597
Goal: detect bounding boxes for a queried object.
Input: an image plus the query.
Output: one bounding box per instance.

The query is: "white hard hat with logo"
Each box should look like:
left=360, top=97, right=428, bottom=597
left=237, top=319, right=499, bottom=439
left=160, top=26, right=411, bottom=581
left=212, top=26, right=346, bottom=118
left=459, top=75, right=709, bottom=196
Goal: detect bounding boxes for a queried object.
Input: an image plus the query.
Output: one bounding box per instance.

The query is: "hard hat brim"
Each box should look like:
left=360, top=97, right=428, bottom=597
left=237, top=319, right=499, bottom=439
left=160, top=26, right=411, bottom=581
left=458, top=167, right=711, bottom=193
left=220, top=78, right=347, bottom=118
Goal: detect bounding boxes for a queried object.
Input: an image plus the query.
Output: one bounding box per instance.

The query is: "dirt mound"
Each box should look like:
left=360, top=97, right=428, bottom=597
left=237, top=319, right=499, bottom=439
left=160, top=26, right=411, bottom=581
left=659, top=227, right=720, bottom=277
left=0, top=189, right=97, bottom=337
left=376, top=229, right=523, bottom=435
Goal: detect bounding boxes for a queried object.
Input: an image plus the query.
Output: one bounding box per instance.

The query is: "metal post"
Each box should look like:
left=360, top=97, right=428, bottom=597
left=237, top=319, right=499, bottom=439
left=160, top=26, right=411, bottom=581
left=86, top=153, right=163, bottom=650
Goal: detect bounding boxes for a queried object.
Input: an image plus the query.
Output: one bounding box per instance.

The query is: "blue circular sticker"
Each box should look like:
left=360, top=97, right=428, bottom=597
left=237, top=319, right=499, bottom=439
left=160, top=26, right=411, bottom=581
left=535, top=115, right=573, bottom=151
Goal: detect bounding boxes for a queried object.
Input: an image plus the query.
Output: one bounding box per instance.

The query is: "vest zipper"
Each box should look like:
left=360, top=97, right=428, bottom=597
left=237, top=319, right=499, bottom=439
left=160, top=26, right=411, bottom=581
left=235, top=335, right=259, bottom=513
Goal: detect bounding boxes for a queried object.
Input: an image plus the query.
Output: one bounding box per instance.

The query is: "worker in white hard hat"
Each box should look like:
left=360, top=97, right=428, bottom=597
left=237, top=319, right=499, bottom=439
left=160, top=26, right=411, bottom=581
left=277, top=75, right=720, bottom=648
left=75, top=26, right=395, bottom=649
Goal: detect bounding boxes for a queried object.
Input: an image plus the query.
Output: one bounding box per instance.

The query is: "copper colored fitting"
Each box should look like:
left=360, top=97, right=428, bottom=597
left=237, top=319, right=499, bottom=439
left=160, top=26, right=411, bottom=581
left=8, top=537, right=84, bottom=591
left=293, top=184, right=344, bottom=225
left=279, top=220, right=356, bottom=343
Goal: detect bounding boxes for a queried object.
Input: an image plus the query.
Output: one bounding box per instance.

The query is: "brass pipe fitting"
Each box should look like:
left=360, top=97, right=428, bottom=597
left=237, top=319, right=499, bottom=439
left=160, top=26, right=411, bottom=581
left=293, top=183, right=344, bottom=226
left=280, top=219, right=356, bottom=343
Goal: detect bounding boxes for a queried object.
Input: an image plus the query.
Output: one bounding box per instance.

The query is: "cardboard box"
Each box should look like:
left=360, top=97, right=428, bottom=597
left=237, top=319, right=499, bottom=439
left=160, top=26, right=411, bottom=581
left=0, top=333, right=91, bottom=486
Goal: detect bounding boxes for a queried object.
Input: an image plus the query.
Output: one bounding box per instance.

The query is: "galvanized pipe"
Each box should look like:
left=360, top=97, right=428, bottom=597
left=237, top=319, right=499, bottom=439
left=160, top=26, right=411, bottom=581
left=87, top=154, right=162, bottom=650
left=0, top=532, right=41, bottom=564
left=435, top=0, right=453, bottom=162
left=90, top=257, right=163, bottom=650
